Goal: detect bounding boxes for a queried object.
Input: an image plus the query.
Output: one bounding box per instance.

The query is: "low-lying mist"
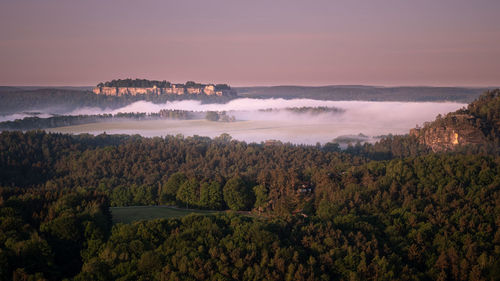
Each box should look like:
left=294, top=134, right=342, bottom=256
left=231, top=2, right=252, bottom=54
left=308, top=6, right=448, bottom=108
left=39, top=98, right=466, bottom=144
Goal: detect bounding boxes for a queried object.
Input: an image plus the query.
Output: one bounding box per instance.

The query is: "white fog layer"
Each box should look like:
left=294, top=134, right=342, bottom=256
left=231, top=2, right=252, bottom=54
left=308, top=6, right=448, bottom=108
left=41, top=98, right=466, bottom=145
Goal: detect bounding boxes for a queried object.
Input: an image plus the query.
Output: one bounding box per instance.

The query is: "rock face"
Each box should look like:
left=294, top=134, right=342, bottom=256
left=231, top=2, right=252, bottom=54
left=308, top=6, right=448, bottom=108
left=410, top=114, right=488, bottom=152
left=93, top=85, right=231, bottom=97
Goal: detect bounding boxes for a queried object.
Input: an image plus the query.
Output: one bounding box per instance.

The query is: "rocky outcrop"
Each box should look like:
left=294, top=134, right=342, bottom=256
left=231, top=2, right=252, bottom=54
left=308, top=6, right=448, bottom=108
left=93, top=85, right=231, bottom=97
left=407, top=90, right=499, bottom=152
left=410, top=114, right=488, bottom=152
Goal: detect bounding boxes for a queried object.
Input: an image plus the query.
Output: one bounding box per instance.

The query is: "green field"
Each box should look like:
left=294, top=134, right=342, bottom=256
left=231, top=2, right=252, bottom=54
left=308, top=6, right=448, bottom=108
left=111, top=205, right=218, bottom=224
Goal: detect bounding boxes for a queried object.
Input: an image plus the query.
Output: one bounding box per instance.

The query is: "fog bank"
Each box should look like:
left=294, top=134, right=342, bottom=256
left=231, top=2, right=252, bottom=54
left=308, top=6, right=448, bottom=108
left=44, top=98, right=466, bottom=144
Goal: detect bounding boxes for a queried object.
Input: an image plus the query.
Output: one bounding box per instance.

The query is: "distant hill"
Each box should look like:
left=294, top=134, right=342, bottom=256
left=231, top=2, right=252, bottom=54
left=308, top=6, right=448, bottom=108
left=236, top=85, right=491, bottom=102
left=0, top=87, right=234, bottom=116
left=0, top=88, right=129, bottom=115
left=0, top=86, right=25, bottom=92
left=0, top=86, right=94, bottom=91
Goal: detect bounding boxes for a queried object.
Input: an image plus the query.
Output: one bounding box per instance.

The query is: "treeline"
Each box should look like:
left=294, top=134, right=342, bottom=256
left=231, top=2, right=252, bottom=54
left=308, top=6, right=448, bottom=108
left=158, top=109, right=192, bottom=120
left=0, top=109, right=231, bottom=130
left=0, top=113, right=153, bottom=130
left=259, top=106, right=345, bottom=114
left=97, top=79, right=172, bottom=88
left=96, top=78, right=232, bottom=91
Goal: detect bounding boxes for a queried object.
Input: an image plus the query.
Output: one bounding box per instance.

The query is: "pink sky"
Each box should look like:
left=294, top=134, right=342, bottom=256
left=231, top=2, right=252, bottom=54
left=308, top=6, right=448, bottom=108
left=0, top=0, right=499, bottom=87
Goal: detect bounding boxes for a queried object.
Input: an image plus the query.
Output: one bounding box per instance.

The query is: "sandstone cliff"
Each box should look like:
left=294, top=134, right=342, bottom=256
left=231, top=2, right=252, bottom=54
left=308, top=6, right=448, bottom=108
left=93, top=85, right=232, bottom=97
left=410, top=114, right=488, bottom=152
left=409, top=89, right=499, bottom=152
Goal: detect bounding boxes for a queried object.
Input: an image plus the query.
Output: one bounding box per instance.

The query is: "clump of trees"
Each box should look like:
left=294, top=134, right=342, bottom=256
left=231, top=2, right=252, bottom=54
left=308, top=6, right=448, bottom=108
left=97, top=79, right=172, bottom=88
left=260, top=106, right=345, bottom=115
left=158, top=109, right=192, bottom=120
left=205, top=111, right=236, bottom=122
left=96, top=79, right=232, bottom=91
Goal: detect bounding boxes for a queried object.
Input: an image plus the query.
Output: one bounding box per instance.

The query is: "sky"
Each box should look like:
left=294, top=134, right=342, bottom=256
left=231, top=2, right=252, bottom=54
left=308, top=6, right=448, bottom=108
left=0, top=0, right=499, bottom=87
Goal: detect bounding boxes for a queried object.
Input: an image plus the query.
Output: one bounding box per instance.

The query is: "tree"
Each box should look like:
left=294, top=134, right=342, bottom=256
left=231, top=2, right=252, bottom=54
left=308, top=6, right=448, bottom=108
left=160, top=173, right=187, bottom=204
left=176, top=178, right=199, bottom=208
left=214, top=133, right=232, bottom=142
left=200, top=181, right=225, bottom=210
left=208, top=181, right=224, bottom=210
left=223, top=176, right=253, bottom=211
left=205, top=111, right=219, bottom=122
left=253, top=185, right=268, bottom=213
left=323, top=142, right=340, bottom=152
left=185, top=81, right=197, bottom=87
left=199, top=182, right=211, bottom=208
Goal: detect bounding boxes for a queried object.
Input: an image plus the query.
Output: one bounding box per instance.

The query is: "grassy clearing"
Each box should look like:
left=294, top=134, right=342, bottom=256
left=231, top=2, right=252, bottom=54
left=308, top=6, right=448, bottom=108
left=111, top=205, right=218, bottom=224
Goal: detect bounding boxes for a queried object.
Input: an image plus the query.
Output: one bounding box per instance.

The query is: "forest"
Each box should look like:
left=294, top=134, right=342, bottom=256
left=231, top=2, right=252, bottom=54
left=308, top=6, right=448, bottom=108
left=0, top=91, right=499, bottom=280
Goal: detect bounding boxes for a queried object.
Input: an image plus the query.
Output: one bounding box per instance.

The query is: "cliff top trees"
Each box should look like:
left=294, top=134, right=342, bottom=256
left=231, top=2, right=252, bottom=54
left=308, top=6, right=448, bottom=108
left=96, top=79, right=232, bottom=90
left=97, top=79, right=172, bottom=88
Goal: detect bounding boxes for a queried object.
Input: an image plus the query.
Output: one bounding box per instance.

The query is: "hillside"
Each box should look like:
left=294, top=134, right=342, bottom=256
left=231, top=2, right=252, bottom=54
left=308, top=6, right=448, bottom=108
left=0, top=87, right=235, bottom=116
left=237, top=85, right=489, bottom=102
left=410, top=89, right=500, bottom=152
left=0, top=88, right=126, bottom=115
